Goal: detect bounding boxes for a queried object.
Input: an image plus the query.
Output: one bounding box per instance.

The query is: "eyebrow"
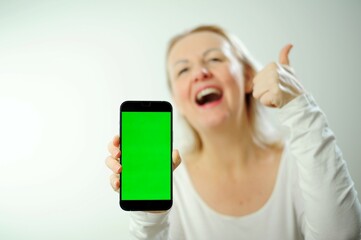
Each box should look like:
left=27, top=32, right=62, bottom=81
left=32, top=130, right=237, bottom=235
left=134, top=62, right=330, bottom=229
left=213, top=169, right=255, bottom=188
left=173, top=59, right=189, bottom=67
left=202, top=48, right=222, bottom=57
left=173, top=48, right=223, bottom=67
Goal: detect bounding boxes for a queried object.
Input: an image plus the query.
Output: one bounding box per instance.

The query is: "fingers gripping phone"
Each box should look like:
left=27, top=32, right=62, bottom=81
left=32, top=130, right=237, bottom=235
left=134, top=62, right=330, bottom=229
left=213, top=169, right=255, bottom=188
left=119, top=101, right=173, bottom=211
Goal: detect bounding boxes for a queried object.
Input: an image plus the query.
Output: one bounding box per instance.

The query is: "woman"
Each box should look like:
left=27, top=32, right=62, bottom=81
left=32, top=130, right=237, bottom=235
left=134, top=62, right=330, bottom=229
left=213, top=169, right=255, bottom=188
left=106, top=25, right=361, bottom=239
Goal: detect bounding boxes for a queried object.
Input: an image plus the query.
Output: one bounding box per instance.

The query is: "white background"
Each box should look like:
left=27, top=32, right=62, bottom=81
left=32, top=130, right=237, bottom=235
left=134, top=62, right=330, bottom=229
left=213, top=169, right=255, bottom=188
left=0, top=0, right=360, bottom=239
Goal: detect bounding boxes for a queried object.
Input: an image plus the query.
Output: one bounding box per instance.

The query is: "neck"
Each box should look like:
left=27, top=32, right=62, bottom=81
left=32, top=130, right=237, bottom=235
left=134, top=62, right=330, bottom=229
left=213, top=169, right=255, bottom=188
left=193, top=113, right=264, bottom=172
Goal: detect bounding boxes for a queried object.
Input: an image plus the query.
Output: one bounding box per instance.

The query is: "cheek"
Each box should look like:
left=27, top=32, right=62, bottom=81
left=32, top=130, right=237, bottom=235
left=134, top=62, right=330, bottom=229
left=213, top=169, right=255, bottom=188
left=172, top=81, right=189, bottom=99
left=231, top=62, right=245, bottom=83
left=171, top=81, right=190, bottom=113
left=220, top=63, right=245, bottom=90
left=219, top=64, right=246, bottom=105
left=230, top=66, right=247, bottom=97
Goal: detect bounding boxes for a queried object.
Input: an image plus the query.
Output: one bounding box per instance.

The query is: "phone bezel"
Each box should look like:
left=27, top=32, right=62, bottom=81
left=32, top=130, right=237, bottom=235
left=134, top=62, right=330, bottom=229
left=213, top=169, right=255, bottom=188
left=119, top=101, right=173, bottom=211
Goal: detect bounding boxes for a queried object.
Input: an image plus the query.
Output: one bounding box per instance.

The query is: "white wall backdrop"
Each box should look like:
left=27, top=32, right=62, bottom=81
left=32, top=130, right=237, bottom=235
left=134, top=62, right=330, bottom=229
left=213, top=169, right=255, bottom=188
left=0, top=0, right=360, bottom=239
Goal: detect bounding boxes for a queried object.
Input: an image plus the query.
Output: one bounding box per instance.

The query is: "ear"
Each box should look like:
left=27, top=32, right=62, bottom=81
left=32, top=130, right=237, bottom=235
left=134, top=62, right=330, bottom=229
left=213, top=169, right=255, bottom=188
left=243, top=63, right=254, bottom=94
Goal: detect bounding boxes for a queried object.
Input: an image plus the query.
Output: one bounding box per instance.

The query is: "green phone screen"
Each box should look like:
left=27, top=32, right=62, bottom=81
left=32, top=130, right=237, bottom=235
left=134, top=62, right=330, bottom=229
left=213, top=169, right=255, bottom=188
left=121, top=111, right=171, bottom=200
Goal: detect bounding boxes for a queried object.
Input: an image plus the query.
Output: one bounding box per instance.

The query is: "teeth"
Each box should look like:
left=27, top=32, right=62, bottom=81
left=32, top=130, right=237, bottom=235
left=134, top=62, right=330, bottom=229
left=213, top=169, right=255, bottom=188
left=196, top=88, right=221, bottom=100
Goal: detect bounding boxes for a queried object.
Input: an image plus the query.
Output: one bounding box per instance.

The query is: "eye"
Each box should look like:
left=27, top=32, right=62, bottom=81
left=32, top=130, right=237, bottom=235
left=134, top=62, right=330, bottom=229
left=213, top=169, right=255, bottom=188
left=207, top=57, right=223, bottom=63
left=177, top=67, right=189, bottom=77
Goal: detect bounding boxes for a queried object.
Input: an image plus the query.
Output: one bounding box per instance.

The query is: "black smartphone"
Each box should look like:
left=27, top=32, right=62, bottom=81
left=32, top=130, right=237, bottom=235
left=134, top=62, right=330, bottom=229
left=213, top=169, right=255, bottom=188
left=119, top=101, right=173, bottom=211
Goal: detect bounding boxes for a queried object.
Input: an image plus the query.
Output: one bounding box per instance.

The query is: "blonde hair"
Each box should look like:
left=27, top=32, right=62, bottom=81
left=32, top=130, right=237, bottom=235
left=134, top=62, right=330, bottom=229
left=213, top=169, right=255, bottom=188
left=166, top=25, right=283, bottom=152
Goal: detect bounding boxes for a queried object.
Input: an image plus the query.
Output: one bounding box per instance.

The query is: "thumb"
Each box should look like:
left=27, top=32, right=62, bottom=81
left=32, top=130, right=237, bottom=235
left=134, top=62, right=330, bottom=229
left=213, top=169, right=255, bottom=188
left=172, top=149, right=182, bottom=171
left=279, top=44, right=293, bottom=65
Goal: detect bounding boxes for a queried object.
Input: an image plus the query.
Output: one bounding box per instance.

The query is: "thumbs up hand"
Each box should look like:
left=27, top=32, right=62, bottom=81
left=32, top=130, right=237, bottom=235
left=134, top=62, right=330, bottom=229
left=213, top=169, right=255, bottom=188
left=252, top=44, right=305, bottom=108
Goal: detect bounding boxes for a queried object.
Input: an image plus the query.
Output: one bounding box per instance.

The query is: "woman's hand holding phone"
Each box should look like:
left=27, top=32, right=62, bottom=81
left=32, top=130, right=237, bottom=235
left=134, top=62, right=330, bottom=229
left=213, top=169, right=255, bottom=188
left=105, top=135, right=182, bottom=197
left=106, top=135, right=122, bottom=193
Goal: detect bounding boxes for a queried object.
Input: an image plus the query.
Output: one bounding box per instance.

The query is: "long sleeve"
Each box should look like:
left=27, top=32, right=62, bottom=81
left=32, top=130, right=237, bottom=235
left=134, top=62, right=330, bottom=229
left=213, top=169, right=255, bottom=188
left=278, top=93, right=361, bottom=240
left=128, top=211, right=170, bottom=240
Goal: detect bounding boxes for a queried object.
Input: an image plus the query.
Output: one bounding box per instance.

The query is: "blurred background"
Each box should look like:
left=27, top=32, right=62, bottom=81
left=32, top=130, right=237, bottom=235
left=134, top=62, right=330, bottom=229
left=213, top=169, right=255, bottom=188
left=0, top=0, right=360, bottom=239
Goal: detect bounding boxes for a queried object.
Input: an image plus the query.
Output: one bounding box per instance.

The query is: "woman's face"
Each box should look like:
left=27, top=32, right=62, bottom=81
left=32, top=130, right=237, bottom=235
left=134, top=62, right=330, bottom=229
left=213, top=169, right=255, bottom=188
left=167, top=31, right=252, bottom=131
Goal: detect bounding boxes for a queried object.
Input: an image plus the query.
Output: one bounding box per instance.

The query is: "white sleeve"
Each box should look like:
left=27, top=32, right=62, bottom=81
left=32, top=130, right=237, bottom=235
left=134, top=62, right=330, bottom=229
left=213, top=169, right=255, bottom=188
left=278, top=93, right=361, bottom=240
left=128, top=211, right=170, bottom=240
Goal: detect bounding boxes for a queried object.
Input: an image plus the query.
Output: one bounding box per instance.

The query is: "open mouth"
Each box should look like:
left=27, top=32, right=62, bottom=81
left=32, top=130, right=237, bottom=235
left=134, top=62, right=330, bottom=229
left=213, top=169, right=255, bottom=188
left=195, top=87, right=223, bottom=106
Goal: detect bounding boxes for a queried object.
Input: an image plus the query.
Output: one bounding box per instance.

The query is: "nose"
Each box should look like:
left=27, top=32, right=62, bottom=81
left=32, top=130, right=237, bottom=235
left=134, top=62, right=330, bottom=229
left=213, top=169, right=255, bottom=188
left=193, top=67, right=213, bottom=82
